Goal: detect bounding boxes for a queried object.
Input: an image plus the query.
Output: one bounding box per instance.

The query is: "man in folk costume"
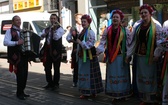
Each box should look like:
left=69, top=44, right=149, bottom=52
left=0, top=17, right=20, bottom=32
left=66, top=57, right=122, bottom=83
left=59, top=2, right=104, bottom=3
left=3, top=15, right=30, bottom=100
left=97, top=10, right=132, bottom=102
left=76, top=14, right=104, bottom=99
left=126, top=4, right=162, bottom=105
left=40, top=14, right=65, bottom=89
left=154, top=20, right=168, bottom=105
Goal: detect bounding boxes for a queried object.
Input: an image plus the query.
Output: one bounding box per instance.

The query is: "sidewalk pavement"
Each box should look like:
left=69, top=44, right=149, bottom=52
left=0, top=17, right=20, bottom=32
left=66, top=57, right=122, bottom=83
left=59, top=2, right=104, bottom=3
left=0, top=58, right=140, bottom=105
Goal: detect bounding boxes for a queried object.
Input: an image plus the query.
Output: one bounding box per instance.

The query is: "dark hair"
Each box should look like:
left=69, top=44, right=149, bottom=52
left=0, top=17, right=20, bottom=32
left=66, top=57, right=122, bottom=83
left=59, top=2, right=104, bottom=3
left=66, top=26, right=71, bottom=29
left=12, top=15, right=19, bottom=22
left=50, top=14, right=59, bottom=22
left=50, top=14, right=58, bottom=17
left=70, top=27, right=77, bottom=32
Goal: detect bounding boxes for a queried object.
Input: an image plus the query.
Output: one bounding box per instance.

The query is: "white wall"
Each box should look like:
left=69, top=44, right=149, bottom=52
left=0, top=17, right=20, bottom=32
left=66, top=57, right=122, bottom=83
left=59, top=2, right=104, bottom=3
left=65, top=1, right=76, bottom=26
left=78, top=0, right=89, bottom=14
left=0, top=5, right=9, bottom=13
left=0, top=2, right=9, bottom=13
left=61, top=0, right=77, bottom=29
left=61, top=7, right=72, bottom=29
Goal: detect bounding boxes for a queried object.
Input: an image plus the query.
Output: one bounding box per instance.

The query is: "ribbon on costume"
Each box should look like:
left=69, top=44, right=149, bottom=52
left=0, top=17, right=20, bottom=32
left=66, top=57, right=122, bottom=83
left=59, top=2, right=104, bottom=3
left=146, top=19, right=156, bottom=64
left=107, top=25, right=125, bottom=63
left=134, top=19, right=156, bottom=64
left=83, top=27, right=92, bottom=62
left=9, top=63, right=17, bottom=74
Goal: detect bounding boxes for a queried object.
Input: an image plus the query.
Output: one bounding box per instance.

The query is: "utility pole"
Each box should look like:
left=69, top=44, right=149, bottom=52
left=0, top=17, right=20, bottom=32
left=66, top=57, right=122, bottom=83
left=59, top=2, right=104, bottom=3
left=59, top=0, right=63, bottom=25
left=140, top=0, right=143, bottom=6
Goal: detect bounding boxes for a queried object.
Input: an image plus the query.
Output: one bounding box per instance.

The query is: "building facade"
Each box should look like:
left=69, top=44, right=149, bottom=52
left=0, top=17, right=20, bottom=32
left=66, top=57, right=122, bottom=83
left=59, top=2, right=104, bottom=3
left=0, top=0, right=11, bottom=13
left=2, top=0, right=168, bottom=41
left=104, top=0, right=168, bottom=25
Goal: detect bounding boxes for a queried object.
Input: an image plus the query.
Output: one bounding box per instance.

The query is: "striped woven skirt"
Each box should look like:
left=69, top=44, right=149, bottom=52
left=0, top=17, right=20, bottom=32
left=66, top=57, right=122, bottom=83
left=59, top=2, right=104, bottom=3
left=105, top=55, right=132, bottom=98
left=162, top=62, right=168, bottom=105
left=78, top=57, right=104, bottom=95
left=136, top=55, right=157, bottom=103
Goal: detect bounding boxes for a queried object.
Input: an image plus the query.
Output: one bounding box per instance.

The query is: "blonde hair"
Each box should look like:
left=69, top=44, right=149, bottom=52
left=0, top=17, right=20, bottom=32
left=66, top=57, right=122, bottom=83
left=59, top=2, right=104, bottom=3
left=74, top=13, right=83, bottom=18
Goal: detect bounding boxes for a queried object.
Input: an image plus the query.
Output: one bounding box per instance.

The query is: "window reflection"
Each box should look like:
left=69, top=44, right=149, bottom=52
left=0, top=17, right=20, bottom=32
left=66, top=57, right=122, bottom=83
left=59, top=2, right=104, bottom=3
left=32, top=21, right=51, bottom=35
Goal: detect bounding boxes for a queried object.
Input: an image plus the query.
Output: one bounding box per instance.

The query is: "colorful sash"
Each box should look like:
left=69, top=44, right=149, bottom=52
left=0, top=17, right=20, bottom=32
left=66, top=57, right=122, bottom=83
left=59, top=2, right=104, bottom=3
left=161, top=52, right=168, bottom=83
left=8, top=28, right=21, bottom=73
left=134, top=19, right=156, bottom=64
left=83, top=27, right=93, bottom=62
left=147, top=20, right=156, bottom=63
left=107, top=25, right=126, bottom=63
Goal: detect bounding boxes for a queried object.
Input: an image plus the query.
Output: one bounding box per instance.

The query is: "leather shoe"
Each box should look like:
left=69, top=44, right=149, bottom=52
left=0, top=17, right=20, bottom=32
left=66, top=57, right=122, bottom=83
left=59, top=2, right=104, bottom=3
left=52, top=84, right=59, bottom=90
left=55, top=84, right=59, bottom=88
left=24, top=94, right=30, bottom=97
left=43, top=84, right=52, bottom=89
left=17, top=95, right=25, bottom=100
left=79, top=95, right=88, bottom=99
left=72, top=83, right=77, bottom=87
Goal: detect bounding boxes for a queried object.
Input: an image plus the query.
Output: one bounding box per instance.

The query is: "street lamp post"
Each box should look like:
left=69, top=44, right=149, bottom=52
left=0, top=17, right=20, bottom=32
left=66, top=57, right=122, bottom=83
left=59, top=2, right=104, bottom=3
left=59, top=0, right=63, bottom=25
left=140, top=0, right=143, bottom=6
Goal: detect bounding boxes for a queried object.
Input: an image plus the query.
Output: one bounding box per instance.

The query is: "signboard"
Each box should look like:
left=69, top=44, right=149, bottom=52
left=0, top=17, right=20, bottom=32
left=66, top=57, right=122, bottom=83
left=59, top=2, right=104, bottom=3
left=143, top=0, right=157, bottom=4
left=3, top=24, right=12, bottom=31
left=107, top=1, right=139, bottom=9
left=36, top=0, right=39, bottom=6
left=24, top=1, right=28, bottom=8
left=29, top=0, right=34, bottom=8
left=18, top=2, right=23, bottom=10
left=13, top=0, right=41, bottom=11
left=106, top=0, right=168, bottom=9
left=14, top=3, right=17, bottom=10
left=158, top=0, right=168, bottom=3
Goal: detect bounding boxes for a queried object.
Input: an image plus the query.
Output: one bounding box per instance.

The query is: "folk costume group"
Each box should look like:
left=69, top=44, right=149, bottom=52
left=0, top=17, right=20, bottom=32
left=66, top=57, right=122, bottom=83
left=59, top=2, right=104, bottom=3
left=3, top=3, right=168, bottom=105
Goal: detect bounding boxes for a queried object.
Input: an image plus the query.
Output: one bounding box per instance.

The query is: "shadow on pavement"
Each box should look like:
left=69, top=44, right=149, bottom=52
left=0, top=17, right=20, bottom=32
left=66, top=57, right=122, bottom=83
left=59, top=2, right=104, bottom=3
left=0, top=66, right=140, bottom=105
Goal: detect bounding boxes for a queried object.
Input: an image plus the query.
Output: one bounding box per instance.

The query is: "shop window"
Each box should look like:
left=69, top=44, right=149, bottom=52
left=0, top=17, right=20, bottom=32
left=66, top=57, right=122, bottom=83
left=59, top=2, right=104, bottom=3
left=1, top=20, right=12, bottom=35
left=23, top=22, right=33, bottom=31
left=50, top=0, right=59, bottom=10
left=89, top=0, right=107, bottom=41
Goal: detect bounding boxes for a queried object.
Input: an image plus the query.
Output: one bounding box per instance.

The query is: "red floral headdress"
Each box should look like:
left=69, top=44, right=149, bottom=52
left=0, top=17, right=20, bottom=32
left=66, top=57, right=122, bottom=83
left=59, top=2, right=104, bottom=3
left=81, top=14, right=92, bottom=24
left=111, top=9, right=124, bottom=21
left=139, top=4, right=154, bottom=15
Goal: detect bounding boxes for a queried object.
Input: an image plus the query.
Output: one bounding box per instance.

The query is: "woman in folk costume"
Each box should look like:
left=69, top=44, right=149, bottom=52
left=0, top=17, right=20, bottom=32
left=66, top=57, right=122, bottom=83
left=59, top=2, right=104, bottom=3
left=76, top=14, right=104, bottom=99
left=154, top=21, right=168, bottom=105
left=96, top=10, right=132, bottom=102
left=126, top=4, right=162, bottom=105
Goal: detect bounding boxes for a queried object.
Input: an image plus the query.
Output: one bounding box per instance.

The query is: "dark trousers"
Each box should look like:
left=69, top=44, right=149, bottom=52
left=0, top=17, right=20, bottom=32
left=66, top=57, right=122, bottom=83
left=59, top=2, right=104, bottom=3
left=44, top=53, right=61, bottom=86
left=71, top=52, right=78, bottom=84
left=132, top=55, right=138, bottom=97
left=73, top=62, right=78, bottom=84
left=16, top=55, right=28, bottom=96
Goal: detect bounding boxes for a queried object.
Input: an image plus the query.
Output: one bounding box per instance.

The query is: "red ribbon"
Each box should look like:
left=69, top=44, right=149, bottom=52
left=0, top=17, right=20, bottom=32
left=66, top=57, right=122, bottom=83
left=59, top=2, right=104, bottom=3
left=9, top=63, right=17, bottom=74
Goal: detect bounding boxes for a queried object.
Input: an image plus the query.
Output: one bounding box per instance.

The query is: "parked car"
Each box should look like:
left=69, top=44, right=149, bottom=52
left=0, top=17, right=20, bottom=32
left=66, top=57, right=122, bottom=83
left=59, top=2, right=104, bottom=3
left=0, top=12, right=51, bottom=55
